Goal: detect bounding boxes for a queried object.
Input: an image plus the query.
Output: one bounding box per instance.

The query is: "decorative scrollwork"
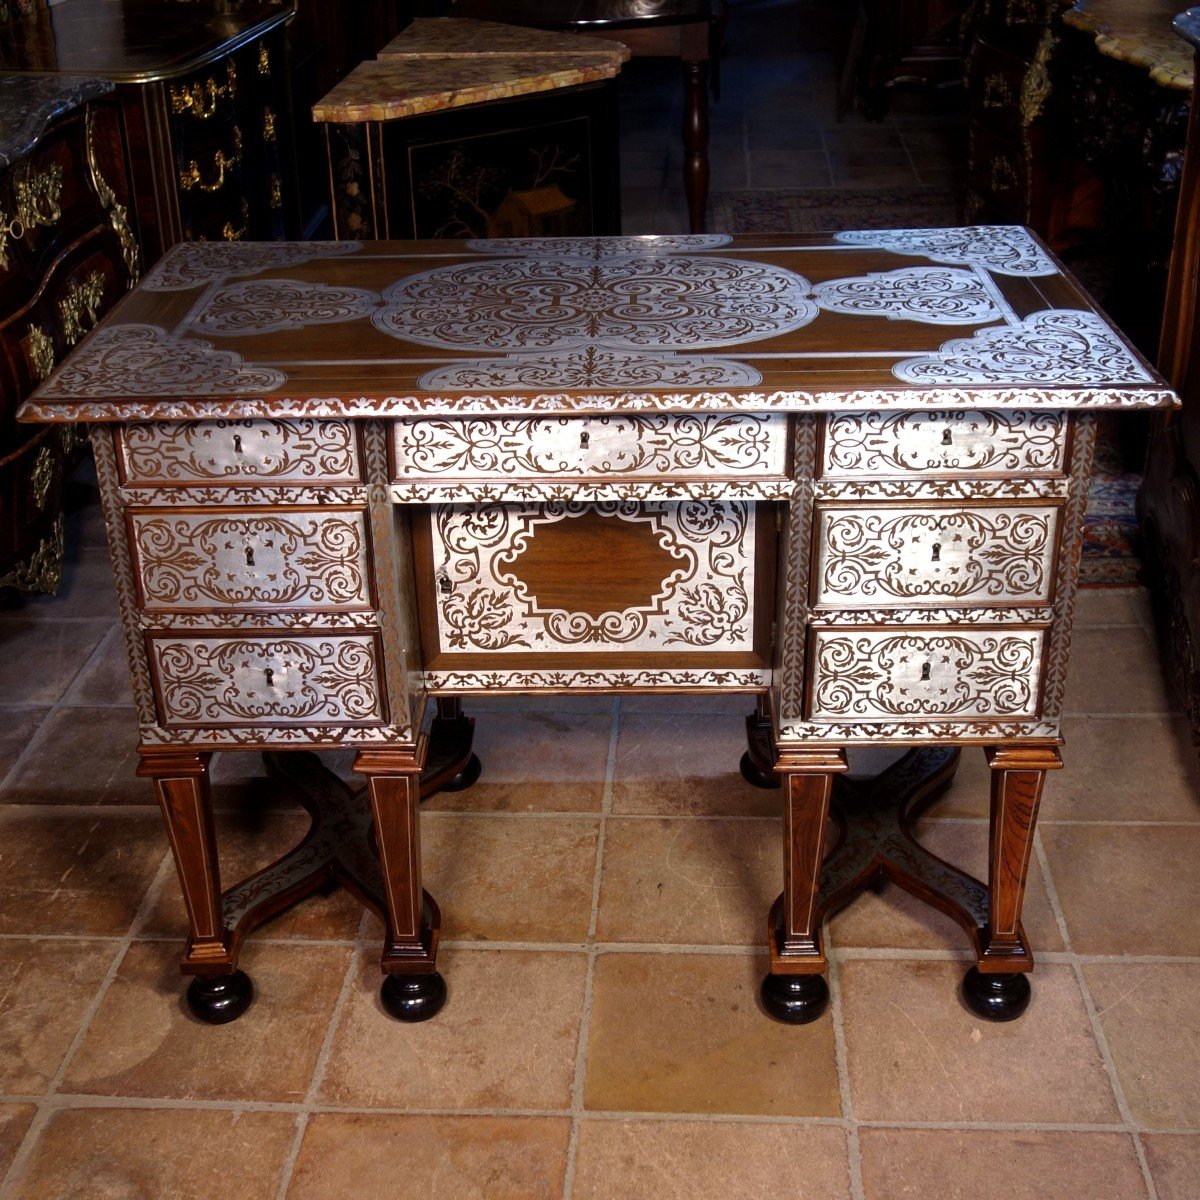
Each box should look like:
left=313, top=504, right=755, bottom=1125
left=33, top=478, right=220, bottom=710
left=14, top=161, right=62, bottom=230
left=85, top=106, right=141, bottom=282
left=195, top=279, right=378, bottom=335
left=170, top=59, right=237, bottom=117
left=833, top=226, right=1057, bottom=276
left=222, top=197, right=251, bottom=242
left=180, top=128, right=242, bottom=193
left=812, top=267, right=1002, bottom=326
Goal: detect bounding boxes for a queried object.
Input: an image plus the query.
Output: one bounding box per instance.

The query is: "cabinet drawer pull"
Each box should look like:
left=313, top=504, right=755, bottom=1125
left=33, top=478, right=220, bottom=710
left=179, top=128, right=242, bottom=193
left=170, top=60, right=237, bottom=118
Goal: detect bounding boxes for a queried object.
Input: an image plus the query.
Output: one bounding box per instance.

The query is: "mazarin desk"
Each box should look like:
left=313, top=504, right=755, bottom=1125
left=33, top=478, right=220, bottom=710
left=18, top=230, right=1175, bottom=1026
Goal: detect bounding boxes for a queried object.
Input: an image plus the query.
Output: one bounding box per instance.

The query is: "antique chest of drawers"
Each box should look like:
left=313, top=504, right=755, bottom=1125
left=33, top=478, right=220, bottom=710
left=19, top=230, right=1175, bottom=1026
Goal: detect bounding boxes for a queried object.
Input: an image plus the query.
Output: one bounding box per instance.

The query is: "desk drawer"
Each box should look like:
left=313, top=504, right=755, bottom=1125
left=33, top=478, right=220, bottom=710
left=391, top=415, right=789, bottom=484
left=147, top=632, right=385, bottom=727
left=128, top=506, right=373, bottom=611
left=813, top=502, right=1060, bottom=606
left=807, top=626, right=1046, bottom=721
left=821, top=412, right=1067, bottom=478
left=118, top=419, right=362, bottom=486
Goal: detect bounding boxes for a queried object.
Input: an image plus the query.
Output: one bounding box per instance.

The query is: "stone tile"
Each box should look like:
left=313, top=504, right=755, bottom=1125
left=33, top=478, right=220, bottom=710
left=830, top=818, right=1064, bottom=952
left=1041, top=717, right=1200, bottom=822
left=141, top=809, right=364, bottom=942
left=0, top=940, right=117, bottom=1093
left=1143, top=1134, right=1200, bottom=1200
left=747, top=151, right=833, bottom=188
left=840, top=960, right=1119, bottom=1123
left=572, top=1119, right=852, bottom=1200
left=1085, top=962, right=1200, bottom=1130
left=422, top=814, right=598, bottom=942
left=319, top=949, right=586, bottom=1109
left=286, top=1114, right=571, bottom=1199
left=823, top=126, right=906, bottom=153
left=1064, top=625, right=1173, bottom=714
left=0, top=810, right=166, bottom=935
left=6, top=1108, right=294, bottom=1200
left=18, top=554, right=117, bottom=620
left=584, top=952, right=840, bottom=1116
left=828, top=150, right=920, bottom=188
left=1073, top=587, right=1152, bottom=627
left=596, top=817, right=777, bottom=946
left=59, top=625, right=134, bottom=708
left=0, top=707, right=143, bottom=806
left=920, top=744, right=1002, bottom=820
left=619, top=694, right=752, bottom=716
left=859, top=1129, right=1148, bottom=1200
left=745, top=120, right=826, bottom=151
left=63, top=941, right=350, bottom=1102
left=0, top=619, right=110, bottom=707
left=612, top=713, right=782, bottom=817
left=0, top=1104, right=35, bottom=1180
left=423, top=711, right=611, bottom=813
left=1041, top=824, right=1200, bottom=956
left=0, top=708, right=47, bottom=782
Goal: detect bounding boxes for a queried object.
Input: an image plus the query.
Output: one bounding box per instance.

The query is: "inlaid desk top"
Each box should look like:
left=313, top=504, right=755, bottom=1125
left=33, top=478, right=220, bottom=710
left=19, top=230, right=1174, bottom=425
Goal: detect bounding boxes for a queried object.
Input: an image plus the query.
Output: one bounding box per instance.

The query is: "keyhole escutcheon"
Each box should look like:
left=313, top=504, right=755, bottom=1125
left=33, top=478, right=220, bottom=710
left=579, top=430, right=590, bottom=449
left=263, top=667, right=275, bottom=688
left=941, top=427, right=953, bottom=446
left=244, top=545, right=255, bottom=567
left=931, top=541, right=942, bottom=563
left=232, top=433, right=244, bottom=454
left=920, top=662, right=932, bottom=682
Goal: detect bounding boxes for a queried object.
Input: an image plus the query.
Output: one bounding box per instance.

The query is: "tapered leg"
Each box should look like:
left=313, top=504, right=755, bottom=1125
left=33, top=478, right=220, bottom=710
left=682, top=59, right=710, bottom=234
left=762, top=748, right=848, bottom=1023
left=962, top=744, right=1063, bottom=1021
left=354, top=747, right=445, bottom=1022
left=137, top=748, right=252, bottom=1024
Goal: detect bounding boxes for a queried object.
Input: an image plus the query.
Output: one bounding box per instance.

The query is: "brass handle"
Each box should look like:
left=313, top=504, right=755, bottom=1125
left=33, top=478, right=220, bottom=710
left=180, top=128, right=243, bottom=193
left=171, top=60, right=237, bottom=118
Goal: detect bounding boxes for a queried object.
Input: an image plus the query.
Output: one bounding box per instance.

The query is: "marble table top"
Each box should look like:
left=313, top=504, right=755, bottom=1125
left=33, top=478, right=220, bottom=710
left=378, top=17, right=629, bottom=65
left=0, top=73, right=112, bottom=169
left=1064, top=0, right=1194, bottom=90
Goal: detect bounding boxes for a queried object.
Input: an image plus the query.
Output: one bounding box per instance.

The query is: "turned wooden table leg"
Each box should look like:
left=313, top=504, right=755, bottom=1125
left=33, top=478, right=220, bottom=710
left=762, top=747, right=848, bottom=1023
left=682, top=58, right=710, bottom=234
left=137, top=748, right=252, bottom=1024
left=963, top=744, right=1064, bottom=1021
left=354, top=747, right=445, bottom=1022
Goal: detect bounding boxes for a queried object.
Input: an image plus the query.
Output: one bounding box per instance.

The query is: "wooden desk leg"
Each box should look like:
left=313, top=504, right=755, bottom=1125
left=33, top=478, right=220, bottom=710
left=962, top=744, right=1064, bottom=1022
left=354, top=747, right=446, bottom=1022
left=762, top=748, right=849, bottom=1024
left=137, top=748, right=252, bottom=1024
left=682, top=59, right=710, bottom=234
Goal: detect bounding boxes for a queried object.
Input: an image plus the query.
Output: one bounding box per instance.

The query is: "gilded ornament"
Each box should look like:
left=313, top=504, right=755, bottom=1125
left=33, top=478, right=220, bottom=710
left=257, top=44, right=270, bottom=75
left=59, top=271, right=107, bottom=345
left=0, top=516, right=64, bottom=595
left=0, top=206, right=25, bottom=269
left=85, top=108, right=142, bottom=282
left=1019, top=31, right=1055, bottom=128
left=31, top=444, right=54, bottom=509
left=222, top=197, right=251, bottom=241
left=180, top=128, right=242, bottom=193
left=59, top=423, right=87, bottom=456
left=14, top=162, right=63, bottom=230
left=263, top=109, right=277, bottom=142
left=170, top=60, right=237, bottom=117
left=269, top=174, right=282, bottom=210
left=25, top=324, right=55, bottom=380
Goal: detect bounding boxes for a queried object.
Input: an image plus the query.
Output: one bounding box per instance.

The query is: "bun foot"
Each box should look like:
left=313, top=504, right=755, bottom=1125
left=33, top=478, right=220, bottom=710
left=186, top=970, right=253, bottom=1024
left=740, top=751, right=780, bottom=790
left=381, top=971, right=447, bottom=1022
left=962, top=967, right=1031, bottom=1022
left=761, top=971, right=829, bottom=1024
left=438, top=753, right=482, bottom=794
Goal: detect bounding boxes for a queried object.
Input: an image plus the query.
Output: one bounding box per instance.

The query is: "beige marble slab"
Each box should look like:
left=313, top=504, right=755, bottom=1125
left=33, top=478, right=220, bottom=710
left=1065, top=0, right=1194, bottom=90
left=311, top=54, right=622, bottom=123
left=379, top=17, right=630, bottom=65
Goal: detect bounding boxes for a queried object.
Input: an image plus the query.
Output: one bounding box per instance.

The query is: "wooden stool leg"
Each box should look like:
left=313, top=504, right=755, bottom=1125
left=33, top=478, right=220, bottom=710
left=762, top=748, right=848, bottom=1023
left=963, top=744, right=1064, bottom=1021
left=682, top=59, right=710, bottom=234
left=354, top=747, right=445, bottom=1022
left=137, top=748, right=252, bottom=1024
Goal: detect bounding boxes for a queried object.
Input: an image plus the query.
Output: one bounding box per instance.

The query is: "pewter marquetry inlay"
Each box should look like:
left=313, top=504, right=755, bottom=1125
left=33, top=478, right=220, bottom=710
left=833, top=226, right=1057, bottom=276
left=464, top=234, right=735, bottom=256
left=194, top=279, right=379, bottom=335
left=812, top=267, right=1002, bottom=325
left=142, top=241, right=362, bottom=290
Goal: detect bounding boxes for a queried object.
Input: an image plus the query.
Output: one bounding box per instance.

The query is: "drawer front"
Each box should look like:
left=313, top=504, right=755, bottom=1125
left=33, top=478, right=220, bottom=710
left=822, top=411, right=1067, bottom=478
left=129, top=507, right=372, bottom=611
left=392, top=415, right=789, bottom=483
left=807, top=627, right=1046, bottom=721
left=421, top=499, right=766, bottom=661
left=118, top=419, right=361, bottom=486
left=813, top=503, right=1059, bottom=606
left=148, top=633, right=384, bottom=727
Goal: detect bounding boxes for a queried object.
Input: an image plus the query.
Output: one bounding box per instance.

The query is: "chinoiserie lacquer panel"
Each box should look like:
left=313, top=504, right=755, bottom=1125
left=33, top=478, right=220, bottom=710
left=813, top=504, right=1059, bottom=606
left=129, top=508, right=373, bottom=610
left=148, top=634, right=385, bottom=726
left=807, top=627, right=1046, bottom=721
left=821, top=411, right=1067, bottom=478
left=118, top=420, right=362, bottom=485
left=427, top=500, right=759, bottom=655
left=391, top=415, right=789, bottom=481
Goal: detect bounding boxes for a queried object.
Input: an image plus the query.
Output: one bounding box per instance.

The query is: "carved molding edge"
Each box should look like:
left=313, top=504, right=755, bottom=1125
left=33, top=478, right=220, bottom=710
left=389, top=480, right=797, bottom=504
left=423, top=668, right=771, bottom=691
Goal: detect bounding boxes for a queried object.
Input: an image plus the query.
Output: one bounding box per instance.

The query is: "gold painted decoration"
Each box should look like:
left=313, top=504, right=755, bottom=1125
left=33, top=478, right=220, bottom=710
left=85, top=108, right=141, bottom=283
left=59, top=271, right=107, bottom=345
left=25, top=324, right=55, bottom=381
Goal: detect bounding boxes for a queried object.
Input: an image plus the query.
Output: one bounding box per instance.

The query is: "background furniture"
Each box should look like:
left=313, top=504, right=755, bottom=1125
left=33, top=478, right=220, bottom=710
left=449, top=0, right=716, bottom=232
left=0, top=75, right=139, bottom=597
left=313, top=18, right=625, bottom=239
left=19, top=229, right=1171, bottom=1025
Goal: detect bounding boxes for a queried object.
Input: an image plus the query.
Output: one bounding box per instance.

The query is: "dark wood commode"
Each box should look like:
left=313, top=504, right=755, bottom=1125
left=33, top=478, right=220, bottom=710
left=19, top=231, right=1174, bottom=1026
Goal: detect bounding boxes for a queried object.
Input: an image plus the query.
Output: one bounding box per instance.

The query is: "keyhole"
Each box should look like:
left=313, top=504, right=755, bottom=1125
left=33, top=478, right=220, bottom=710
left=920, top=662, right=931, bottom=682
left=437, top=572, right=451, bottom=595
left=580, top=430, right=590, bottom=449
left=263, top=667, right=275, bottom=688
left=244, top=545, right=255, bottom=567
left=931, top=541, right=942, bottom=563
left=232, top=433, right=243, bottom=454
left=940, top=428, right=953, bottom=446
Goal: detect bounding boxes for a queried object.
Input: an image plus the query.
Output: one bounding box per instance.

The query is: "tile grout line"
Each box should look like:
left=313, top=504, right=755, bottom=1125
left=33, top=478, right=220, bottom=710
left=561, top=694, right=621, bottom=1200
left=825, top=935, right=867, bottom=1200
left=1033, top=830, right=1159, bottom=1200
left=0, top=847, right=174, bottom=1200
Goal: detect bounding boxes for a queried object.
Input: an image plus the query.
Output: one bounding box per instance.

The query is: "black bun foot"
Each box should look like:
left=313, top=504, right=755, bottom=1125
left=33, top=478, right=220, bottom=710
left=186, top=970, right=253, bottom=1024
left=739, top=751, right=780, bottom=790
left=381, top=971, right=447, bottom=1022
left=961, top=967, right=1031, bottom=1022
left=437, top=754, right=483, bottom=793
left=760, top=972, right=829, bottom=1024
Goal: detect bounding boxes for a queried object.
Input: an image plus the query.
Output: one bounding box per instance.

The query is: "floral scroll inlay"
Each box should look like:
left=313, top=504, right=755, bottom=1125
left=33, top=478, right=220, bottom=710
left=812, top=267, right=1002, bottom=325
left=141, top=240, right=363, bottom=291
left=194, top=278, right=380, bottom=335
left=833, top=226, right=1057, bottom=276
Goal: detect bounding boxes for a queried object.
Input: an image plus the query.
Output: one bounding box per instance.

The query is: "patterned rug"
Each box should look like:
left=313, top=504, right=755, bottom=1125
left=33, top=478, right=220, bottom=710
left=1081, top=417, right=1143, bottom=588
left=708, top=186, right=962, bottom=233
